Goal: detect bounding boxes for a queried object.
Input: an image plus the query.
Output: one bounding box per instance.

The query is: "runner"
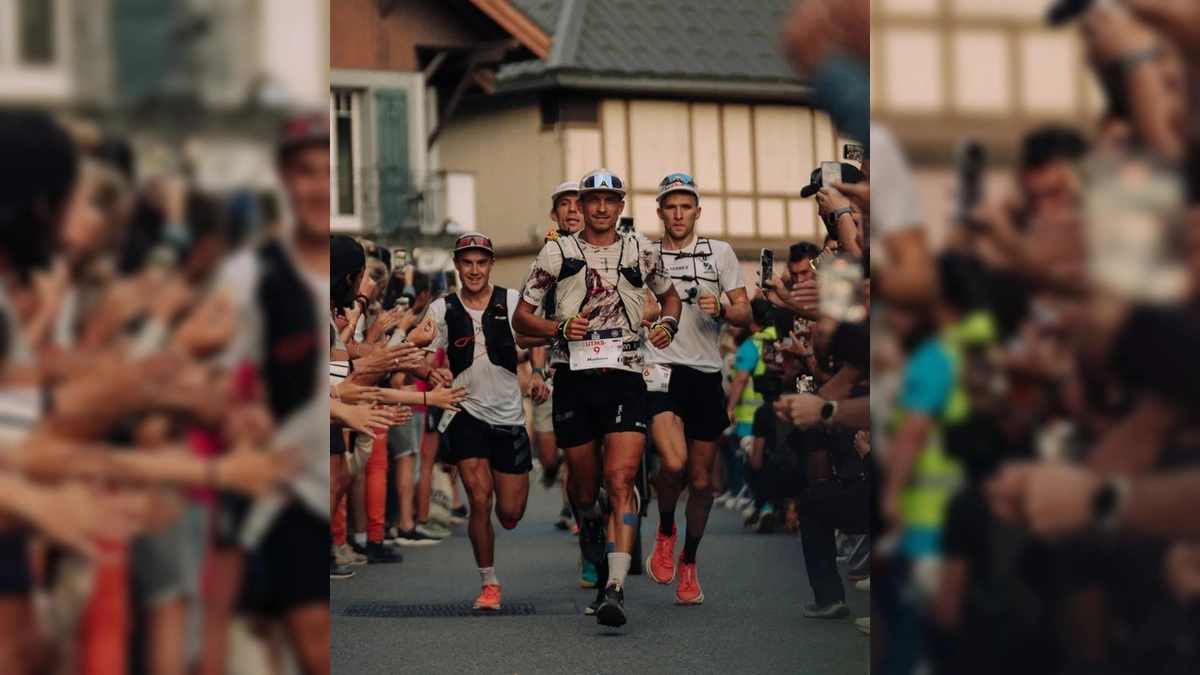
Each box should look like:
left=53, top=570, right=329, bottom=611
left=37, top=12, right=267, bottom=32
left=525, top=181, right=601, bottom=586
left=642, top=173, right=751, bottom=604
left=514, top=168, right=682, bottom=628
left=421, top=232, right=533, bottom=611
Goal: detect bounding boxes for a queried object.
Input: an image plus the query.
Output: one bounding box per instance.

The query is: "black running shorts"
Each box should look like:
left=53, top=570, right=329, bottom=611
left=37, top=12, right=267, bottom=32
left=552, top=368, right=648, bottom=449
left=240, top=503, right=329, bottom=617
left=443, top=409, right=533, bottom=474
left=646, top=365, right=729, bottom=442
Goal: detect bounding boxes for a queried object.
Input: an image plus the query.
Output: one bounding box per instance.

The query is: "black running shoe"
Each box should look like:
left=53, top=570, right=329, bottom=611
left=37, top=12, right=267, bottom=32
left=330, top=559, right=354, bottom=579
left=577, top=516, right=607, bottom=565
left=584, top=581, right=605, bottom=615
left=595, top=582, right=627, bottom=627
left=365, top=541, right=404, bottom=564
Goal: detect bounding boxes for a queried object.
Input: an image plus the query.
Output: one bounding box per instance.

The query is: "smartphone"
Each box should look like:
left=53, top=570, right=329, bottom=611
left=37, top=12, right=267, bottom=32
left=820, top=161, right=841, bottom=189
left=843, top=144, right=864, bottom=163
left=445, top=270, right=459, bottom=291
left=956, top=139, right=986, bottom=226
left=818, top=253, right=867, bottom=323
left=1083, top=153, right=1187, bottom=303
left=618, top=217, right=635, bottom=236
left=398, top=297, right=411, bottom=310
left=392, top=247, right=408, bottom=269
left=759, top=249, right=774, bottom=288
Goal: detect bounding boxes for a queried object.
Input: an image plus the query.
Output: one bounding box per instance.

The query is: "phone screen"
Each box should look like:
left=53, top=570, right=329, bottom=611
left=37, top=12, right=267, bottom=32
left=818, top=254, right=867, bottom=323
left=392, top=248, right=407, bottom=268
left=759, top=249, right=774, bottom=288
left=820, top=161, right=841, bottom=189
left=956, top=139, right=986, bottom=226
left=618, top=217, right=635, bottom=235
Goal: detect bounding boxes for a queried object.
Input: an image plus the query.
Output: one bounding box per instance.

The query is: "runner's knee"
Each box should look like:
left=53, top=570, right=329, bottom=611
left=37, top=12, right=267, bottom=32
left=659, top=452, right=685, bottom=475
left=688, top=473, right=712, bottom=497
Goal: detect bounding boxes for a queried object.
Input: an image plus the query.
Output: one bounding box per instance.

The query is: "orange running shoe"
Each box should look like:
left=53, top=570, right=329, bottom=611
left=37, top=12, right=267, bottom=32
left=473, top=584, right=501, bottom=611
left=646, top=528, right=677, bottom=584
left=674, top=556, right=704, bottom=605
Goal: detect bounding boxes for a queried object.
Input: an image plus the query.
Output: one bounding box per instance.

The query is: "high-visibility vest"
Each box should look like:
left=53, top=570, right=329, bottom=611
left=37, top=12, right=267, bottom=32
left=733, top=326, right=777, bottom=427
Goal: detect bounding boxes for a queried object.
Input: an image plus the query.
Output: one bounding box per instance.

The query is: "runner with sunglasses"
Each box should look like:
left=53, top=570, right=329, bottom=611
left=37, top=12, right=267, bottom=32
left=414, top=232, right=533, bottom=611
left=514, top=168, right=682, bottom=628
left=642, top=173, right=752, bottom=604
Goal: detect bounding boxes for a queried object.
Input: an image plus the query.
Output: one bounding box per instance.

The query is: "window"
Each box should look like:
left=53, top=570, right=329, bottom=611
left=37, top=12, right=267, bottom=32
left=17, top=0, right=55, bottom=65
left=333, top=90, right=357, bottom=216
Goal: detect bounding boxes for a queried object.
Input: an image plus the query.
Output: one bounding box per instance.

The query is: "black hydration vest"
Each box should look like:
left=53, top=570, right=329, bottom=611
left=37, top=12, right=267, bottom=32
left=444, top=286, right=518, bottom=378
left=256, top=240, right=319, bottom=422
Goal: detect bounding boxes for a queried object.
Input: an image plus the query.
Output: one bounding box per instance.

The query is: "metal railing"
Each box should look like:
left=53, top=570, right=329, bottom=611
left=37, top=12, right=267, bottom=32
left=338, top=168, right=458, bottom=245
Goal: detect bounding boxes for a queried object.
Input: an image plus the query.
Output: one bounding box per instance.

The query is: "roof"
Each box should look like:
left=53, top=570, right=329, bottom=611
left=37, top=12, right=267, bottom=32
left=498, top=0, right=809, bottom=100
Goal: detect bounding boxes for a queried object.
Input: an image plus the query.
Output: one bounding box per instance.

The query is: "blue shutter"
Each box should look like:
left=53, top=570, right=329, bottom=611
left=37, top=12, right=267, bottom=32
left=375, top=89, right=411, bottom=232
left=112, top=0, right=180, bottom=104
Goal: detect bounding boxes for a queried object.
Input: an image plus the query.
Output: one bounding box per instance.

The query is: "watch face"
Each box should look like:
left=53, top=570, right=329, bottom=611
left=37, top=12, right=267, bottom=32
left=821, top=401, right=835, bottom=420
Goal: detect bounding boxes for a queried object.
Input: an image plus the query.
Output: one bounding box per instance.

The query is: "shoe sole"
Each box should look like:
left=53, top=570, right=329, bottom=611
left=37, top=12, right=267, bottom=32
left=473, top=603, right=500, bottom=611
left=395, top=539, right=441, bottom=547
left=596, top=601, right=626, bottom=627
left=330, top=572, right=354, bottom=579
left=584, top=606, right=598, bottom=616
left=645, top=555, right=676, bottom=585
left=674, top=591, right=705, bottom=605
left=580, top=580, right=597, bottom=588
left=803, top=606, right=850, bottom=619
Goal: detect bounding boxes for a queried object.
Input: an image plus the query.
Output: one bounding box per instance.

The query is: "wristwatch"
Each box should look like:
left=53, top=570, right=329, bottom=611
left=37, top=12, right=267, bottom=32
left=826, top=207, right=852, bottom=232
left=1091, top=476, right=1130, bottom=533
left=819, top=399, right=838, bottom=429
left=531, top=367, right=548, bottom=379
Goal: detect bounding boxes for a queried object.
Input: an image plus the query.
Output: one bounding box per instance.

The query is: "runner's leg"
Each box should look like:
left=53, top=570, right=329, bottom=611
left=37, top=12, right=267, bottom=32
left=458, top=458, right=497, bottom=567
left=492, top=471, right=530, bottom=528
left=283, top=603, right=330, bottom=675
left=650, top=412, right=687, bottom=531
left=682, top=439, right=720, bottom=559
left=604, top=432, right=645, bottom=562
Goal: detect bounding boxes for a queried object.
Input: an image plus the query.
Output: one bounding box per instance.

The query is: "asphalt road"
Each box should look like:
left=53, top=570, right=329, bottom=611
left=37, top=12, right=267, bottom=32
left=331, top=483, right=870, bottom=675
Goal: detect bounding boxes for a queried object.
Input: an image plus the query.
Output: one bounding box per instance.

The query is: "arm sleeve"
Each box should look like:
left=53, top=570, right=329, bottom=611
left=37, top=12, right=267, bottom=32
left=521, top=244, right=559, bottom=309
left=734, top=340, right=760, bottom=373
left=716, top=242, right=746, bottom=293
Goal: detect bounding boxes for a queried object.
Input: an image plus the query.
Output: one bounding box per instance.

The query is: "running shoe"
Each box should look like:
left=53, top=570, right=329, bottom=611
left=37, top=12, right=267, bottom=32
left=803, top=601, right=849, bottom=619
left=580, top=557, right=598, bottom=588
left=855, top=577, right=870, bottom=592
left=584, top=582, right=605, bottom=615
left=595, top=582, right=627, bottom=628
left=384, top=527, right=398, bottom=545
left=674, top=555, right=704, bottom=605
left=473, top=584, right=501, bottom=611
left=755, top=503, right=776, bottom=534
left=417, top=522, right=451, bottom=539
left=646, top=527, right=677, bottom=584
left=555, top=503, right=573, bottom=531
left=394, top=528, right=441, bottom=547
left=364, top=541, right=404, bottom=564
left=577, top=489, right=609, bottom=565
left=450, top=505, right=469, bottom=524
left=854, top=617, right=870, bottom=635
left=330, top=559, right=354, bottom=579
left=336, top=543, right=366, bottom=566
left=713, top=490, right=733, bottom=508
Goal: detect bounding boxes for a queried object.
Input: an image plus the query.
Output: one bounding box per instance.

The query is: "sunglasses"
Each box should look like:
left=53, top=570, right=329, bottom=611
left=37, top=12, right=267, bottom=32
left=454, top=234, right=493, bottom=250
left=581, top=173, right=624, bottom=191
left=659, top=173, right=697, bottom=188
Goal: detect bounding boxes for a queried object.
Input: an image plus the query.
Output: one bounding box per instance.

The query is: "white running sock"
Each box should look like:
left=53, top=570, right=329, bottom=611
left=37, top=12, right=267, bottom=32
left=607, top=553, right=631, bottom=587
left=479, top=567, right=499, bottom=586
left=354, top=532, right=367, bottom=547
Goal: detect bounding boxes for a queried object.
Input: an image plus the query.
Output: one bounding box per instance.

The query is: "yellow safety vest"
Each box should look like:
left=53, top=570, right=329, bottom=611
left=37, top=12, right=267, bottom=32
left=733, top=326, right=777, bottom=427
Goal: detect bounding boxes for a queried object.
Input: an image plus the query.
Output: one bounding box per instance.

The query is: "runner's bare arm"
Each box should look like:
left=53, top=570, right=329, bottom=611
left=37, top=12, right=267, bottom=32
left=653, top=284, right=682, bottom=324
left=721, top=287, right=752, bottom=328
left=512, top=300, right=561, bottom=341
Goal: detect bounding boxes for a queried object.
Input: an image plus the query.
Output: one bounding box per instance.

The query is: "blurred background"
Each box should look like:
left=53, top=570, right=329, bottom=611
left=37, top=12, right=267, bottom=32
left=330, top=0, right=859, bottom=287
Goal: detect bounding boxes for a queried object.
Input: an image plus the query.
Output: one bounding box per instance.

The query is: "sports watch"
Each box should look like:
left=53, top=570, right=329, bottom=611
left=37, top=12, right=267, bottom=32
left=1091, top=476, right=1130, bottom=533
left=826, top=207, right=852, bottom=232
left=820, top=399, right=838, bottom=429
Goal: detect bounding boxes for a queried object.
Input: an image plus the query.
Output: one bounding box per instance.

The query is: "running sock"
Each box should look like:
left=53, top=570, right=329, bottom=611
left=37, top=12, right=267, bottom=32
left=606, top=553, right=631, bottom=588
left=682, top=534, right=702, bottom=564
left=479, top=567, right=499, bottom=586
left=659, top=511, right=675, bottom=537
left=579, top=501, right=602, bottom=521
left=354, top=532, right=367, bottom=547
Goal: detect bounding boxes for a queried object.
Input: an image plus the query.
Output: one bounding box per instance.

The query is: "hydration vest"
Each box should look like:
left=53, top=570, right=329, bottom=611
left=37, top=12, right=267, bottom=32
left=444, top=286, right=517, bottom=378
left=256, top=240, right=319, bottom=422
left=549, top=233, right=646, bottom=331
left=653, top=236, right=722, bottom=302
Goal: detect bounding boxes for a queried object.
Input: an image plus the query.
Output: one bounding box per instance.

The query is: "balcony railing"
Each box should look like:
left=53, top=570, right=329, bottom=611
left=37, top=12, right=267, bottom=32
left=336, top=168, right=458, bottom=242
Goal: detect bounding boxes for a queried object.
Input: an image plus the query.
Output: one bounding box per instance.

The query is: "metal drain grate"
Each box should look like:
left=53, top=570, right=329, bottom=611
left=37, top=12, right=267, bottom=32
left=343, top=603, right=538, bottom=618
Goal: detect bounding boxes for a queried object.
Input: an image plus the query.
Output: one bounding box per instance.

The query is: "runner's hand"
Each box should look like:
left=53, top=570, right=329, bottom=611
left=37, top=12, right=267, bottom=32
left=559, top=315, right=589, bottom=341
left=648, top=324, right=674, bottom=349
left=528, top=377, right=550, bottom=405
left=698, top=291, right=722, bottom=318
left=428, top=385, right=469, bottom=411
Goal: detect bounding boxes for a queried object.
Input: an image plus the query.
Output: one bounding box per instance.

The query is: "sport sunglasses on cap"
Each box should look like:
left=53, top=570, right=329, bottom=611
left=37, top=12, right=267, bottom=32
left=659, top=173, right=697, bottom=188
left=453, top=233, right=493, bottom=251
left=581, top=173, right=624, bottom=191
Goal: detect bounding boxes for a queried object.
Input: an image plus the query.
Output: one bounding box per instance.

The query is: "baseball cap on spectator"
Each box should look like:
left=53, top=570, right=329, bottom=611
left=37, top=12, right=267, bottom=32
left=751, top=297, right=773, bottom=329
left=453, top=232, right=494, bottom=256
left=578, top=169, right=626, bottom=198
left=551, top=181, right=579, bottom=205
left=799, top=162, right=865, bottom=198
left=278, top=111, right=329, bottom=161
left=656, top=173, right=700, bottom=203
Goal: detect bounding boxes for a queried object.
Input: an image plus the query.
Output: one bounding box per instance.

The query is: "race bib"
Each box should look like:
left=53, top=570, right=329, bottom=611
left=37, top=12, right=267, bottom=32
left=569, top=329, right=624, bottom=371
left=642, top=364, right=672, bottom=393
left=437, top=409, right=458, bottom=433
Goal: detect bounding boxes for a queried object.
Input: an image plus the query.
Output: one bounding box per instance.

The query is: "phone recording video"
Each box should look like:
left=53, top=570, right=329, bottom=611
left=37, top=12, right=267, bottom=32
left=818, top=254, right=867, bottom=324
left=956, top=139, right=986, bottom=226
left=759, top=248, right=774, bottom=288
left=618, top=217, right=635, bottom=236
left=820, top=161, right=841, bottom=189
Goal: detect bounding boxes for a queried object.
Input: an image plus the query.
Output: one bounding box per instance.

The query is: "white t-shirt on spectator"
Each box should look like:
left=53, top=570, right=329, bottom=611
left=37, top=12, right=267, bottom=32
left=868, top=124, right=925, bottom=243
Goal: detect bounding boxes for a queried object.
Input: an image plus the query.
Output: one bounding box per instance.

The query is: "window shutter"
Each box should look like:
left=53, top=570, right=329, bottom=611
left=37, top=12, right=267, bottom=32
left=112, top=0, right=180, bottom=104
left=375, top=89, right=411, bottom=232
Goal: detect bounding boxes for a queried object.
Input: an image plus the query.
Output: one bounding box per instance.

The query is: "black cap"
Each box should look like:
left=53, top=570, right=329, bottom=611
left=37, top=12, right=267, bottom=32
left=800, top=163, right=864, bottom=198
left=750, top=297, right=773, bottom=328
left=330, top=234, right=365, bottom=283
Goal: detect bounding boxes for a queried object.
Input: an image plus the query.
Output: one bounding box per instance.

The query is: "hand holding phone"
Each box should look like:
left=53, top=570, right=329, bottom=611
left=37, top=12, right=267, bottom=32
left=956, top=139, right=986, bottom=226
left=759, top=249, right=774, bottom=288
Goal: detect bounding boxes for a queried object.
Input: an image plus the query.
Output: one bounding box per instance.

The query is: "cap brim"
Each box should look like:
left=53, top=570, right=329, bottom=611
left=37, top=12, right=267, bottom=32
left=453, top=245, right=494, bottom=255
left=800, top=184, right=820, bottom=198
left=551, top=190, right=579, bottom=205
left=656, top=186, right=699, bottom=203
left=579, top=187, right=626, bottom=198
